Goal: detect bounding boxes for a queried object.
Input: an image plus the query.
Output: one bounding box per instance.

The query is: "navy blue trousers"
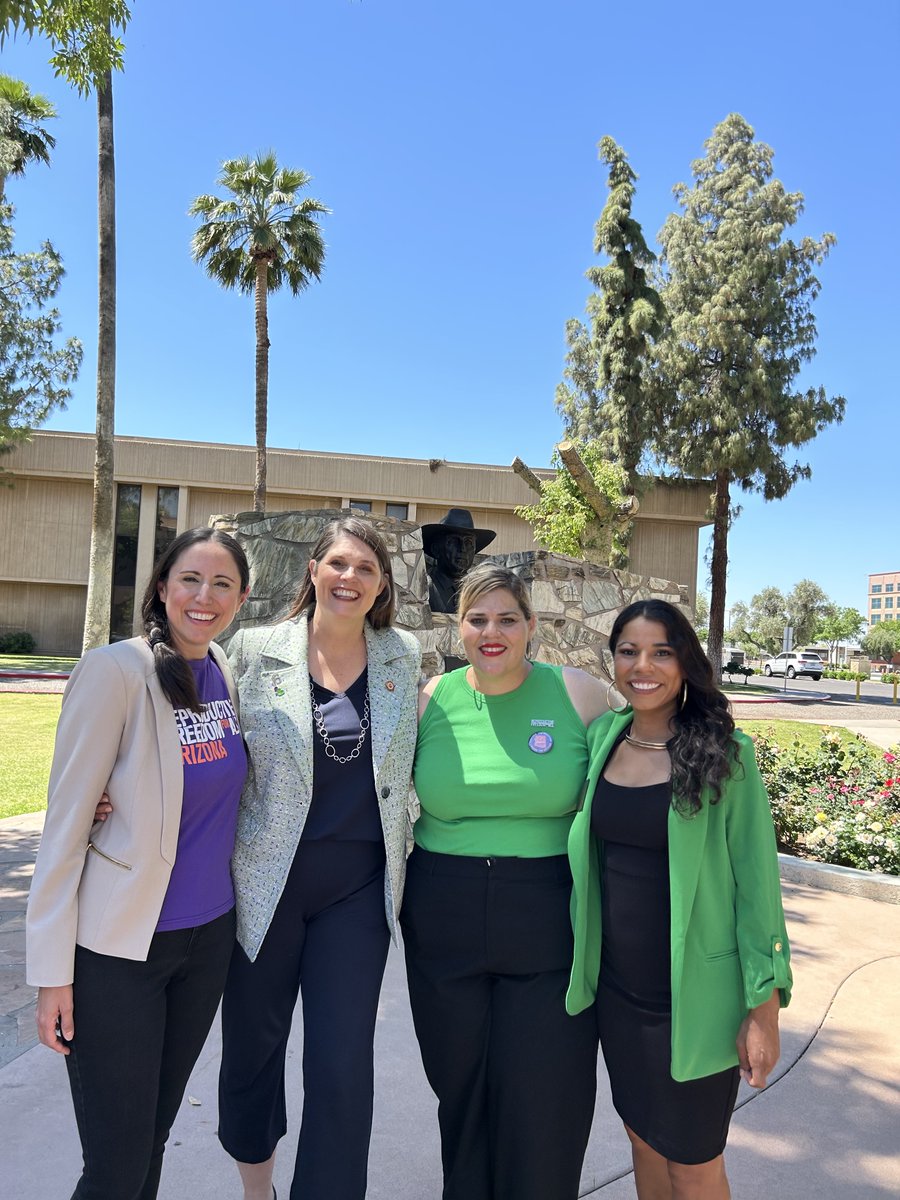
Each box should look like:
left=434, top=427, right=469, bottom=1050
left=218, top=839, right=390, bottom=1200
left=400, top=848, right=599, bottom=1200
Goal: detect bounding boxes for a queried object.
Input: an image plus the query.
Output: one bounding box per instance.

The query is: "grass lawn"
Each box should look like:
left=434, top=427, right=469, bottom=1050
left=736, top=719, right=861, bottom=753
left=0, top=693, right=61, bottom=819
left=0, top=653, right=77, bottom=672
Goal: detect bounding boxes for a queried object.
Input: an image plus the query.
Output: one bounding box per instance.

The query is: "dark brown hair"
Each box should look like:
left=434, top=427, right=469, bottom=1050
left=285, top=517, right=395, bottom=630
left=141, top=527, right=250, bottom=712
left=609, top=599, right=739, bottom=813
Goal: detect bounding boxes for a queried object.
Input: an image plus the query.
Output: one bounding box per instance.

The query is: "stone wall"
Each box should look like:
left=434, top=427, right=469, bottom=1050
left=214, top=509, right=691, bottom=679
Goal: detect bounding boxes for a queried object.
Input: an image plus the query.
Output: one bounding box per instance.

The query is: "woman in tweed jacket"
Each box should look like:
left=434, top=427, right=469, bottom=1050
left=217, top=517, right=421, bottom=1200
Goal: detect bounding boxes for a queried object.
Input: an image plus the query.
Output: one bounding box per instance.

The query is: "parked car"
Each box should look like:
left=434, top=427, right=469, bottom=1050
left=763, top=651, right=824, bottom=681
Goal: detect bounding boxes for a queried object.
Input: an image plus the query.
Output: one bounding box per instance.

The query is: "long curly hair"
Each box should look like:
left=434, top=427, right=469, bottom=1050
left=609, top=599, right=739, bottom=813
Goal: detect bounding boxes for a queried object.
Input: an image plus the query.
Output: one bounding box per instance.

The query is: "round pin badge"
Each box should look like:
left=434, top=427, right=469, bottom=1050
left=528, top=731, right=554, bottom=754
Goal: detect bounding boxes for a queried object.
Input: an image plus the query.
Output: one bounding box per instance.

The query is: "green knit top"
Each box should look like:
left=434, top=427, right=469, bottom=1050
left=413, top=663, right=589, bottom=857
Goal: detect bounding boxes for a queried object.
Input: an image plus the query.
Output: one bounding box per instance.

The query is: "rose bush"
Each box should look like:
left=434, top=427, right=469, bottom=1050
left=751, top=729, right=900, bottom=875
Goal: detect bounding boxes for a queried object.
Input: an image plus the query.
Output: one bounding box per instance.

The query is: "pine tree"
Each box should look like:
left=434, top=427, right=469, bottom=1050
left=656, top=114, right=844, bottom=672
left=556, top=137, right=666, bottom=494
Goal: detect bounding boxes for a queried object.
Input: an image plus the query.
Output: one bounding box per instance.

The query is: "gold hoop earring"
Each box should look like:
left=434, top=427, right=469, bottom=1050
left=606, top=679, right=628, bottom=714
left=680, top=680, right=688, bottom=710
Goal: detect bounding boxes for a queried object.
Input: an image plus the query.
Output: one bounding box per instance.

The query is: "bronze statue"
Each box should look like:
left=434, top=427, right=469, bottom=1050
left=421, top=508, right=497, bottom=614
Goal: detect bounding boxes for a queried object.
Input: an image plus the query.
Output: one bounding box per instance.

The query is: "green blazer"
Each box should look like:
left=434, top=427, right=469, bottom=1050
left=566, top=711, right=792, bottom=1082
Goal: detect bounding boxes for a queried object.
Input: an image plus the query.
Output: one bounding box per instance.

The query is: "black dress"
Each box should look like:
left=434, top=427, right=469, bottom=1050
left=591, top=765, right=740, bottom=1165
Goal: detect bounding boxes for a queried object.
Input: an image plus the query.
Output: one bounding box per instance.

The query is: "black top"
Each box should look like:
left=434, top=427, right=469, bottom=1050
left=303, top=669, right=384, bottom=844
left=591, top=765, right=672, bottom=1008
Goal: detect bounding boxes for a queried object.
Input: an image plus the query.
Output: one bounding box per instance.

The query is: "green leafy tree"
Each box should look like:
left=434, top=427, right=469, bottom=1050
left=692, top=591, right=710, bottom=642
left=815, top=606, right=865, bottom=664
left=861, top=620, right=900, bottom=663
left=555, top=137, right=666, bottom=495
left=785, top=579, right=831, bottom=646
left=1, top=203, right=82, bottom=448
left=656, top=114, right=845, bottom=673
left=748, top=586, right=788, bottom=656
left=2, top=1, right=131, bottom=652
left=190, top=153, right=329, bottom=512
left=516, top=439, right=632, bottom=566
left=0, top=74, right=56, bottom=197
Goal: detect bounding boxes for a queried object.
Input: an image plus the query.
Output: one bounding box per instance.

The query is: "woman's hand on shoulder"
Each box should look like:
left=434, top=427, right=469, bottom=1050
left=736, top=990, right=781, bottom=1088
left=418, top=675, right=441, bottom=722
left=36, top=985, right=74, bottom=1055
left=562, top=666, right=611, bottom=726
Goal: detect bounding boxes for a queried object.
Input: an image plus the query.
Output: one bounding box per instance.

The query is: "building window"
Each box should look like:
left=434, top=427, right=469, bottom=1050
left=886, top=597, right=894, bottom=608
left=871, top=599, right=881, bottom=609
left=154, top=486, right=179, bottom=563
left=886, top=584, right=895, bottom=593
left=110, top=484, right=142, bottom=641
left=871, top=614, right=881, bottom=623
left=349, top=499, right=372, bottom=512
left=871, top=584, right=882, bottom=593
left=386, top=502, right=409, bottom=521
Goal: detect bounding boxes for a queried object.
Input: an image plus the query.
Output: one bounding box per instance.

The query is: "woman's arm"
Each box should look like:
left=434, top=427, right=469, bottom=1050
left=561, top=666, right=611, bottom=726
left=26, top=651, right=129, bottom=990
left=735, top=990, right=781, bottom=1088
left=35, top=985, right=74, bottom=1055
left=725, top=735, right=792, bottom=1079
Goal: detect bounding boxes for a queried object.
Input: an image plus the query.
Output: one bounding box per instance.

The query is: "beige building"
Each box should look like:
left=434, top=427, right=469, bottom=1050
left=0, top=430, right=712, bottom=655
left=868, top=570, right=900, bottom=626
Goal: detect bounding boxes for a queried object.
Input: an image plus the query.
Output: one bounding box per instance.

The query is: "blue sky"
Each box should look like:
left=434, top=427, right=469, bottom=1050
left=2, top=0, right=897, bottom=614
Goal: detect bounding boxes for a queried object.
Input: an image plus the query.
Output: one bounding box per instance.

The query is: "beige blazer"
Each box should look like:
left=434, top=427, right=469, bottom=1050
left=26, top=637, right=239, bottom=987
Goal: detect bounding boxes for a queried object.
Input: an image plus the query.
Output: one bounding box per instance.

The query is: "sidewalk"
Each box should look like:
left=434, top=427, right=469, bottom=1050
left=2, top=810, right=899, bottom=1198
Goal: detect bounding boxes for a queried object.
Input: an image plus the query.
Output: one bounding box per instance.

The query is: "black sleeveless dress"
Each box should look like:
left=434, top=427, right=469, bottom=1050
left=590, top=762, right=740, bottom=1165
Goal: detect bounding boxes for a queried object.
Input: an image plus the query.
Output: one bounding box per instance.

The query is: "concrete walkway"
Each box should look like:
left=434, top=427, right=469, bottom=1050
left=2, top=808, right=899, bottom=1198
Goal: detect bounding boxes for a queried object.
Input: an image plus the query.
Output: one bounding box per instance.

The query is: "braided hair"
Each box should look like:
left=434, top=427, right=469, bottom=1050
left=141, top=528, right=249, bottom=712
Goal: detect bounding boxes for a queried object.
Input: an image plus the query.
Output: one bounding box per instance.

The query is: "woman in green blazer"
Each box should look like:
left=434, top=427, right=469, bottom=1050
left=567, top=600, right=791, bottom=1199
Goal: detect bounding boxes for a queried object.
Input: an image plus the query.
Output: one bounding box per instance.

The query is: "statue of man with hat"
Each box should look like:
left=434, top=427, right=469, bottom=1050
left=421, top=508, right=497, bottom=614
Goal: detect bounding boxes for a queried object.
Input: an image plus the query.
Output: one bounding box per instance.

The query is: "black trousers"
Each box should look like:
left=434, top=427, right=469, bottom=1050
left=218, top=840, right=390, bottom=1200
left=64, top=907, right=236, bottom=1200
left=400, top=848, right=599, bottom=1200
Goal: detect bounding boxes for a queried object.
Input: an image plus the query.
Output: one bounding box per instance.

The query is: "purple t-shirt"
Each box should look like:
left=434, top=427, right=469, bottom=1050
left=156, top=654, right=247, bottom=932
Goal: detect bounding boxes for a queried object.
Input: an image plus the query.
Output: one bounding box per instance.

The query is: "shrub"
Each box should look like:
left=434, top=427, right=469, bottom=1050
left=881, top=673, right=899, bottom=685
left=723, top=661, right=754, bottom=683
left=752, top=729, right=899, bottom=875
left=0, top=631, right=37, bottom=654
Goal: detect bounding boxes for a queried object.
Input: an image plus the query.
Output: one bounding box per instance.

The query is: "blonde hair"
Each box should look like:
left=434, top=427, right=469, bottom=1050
left=456, top=563, right=533, bottom=622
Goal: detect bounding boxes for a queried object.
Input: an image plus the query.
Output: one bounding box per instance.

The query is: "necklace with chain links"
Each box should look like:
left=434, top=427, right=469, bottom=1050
left=309, top=677, right=370, bottom=764
left=624, top=731, right=670, bottom=751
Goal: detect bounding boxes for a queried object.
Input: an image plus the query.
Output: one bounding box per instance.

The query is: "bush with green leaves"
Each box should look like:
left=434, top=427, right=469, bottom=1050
left=751, top=729, right=899, bottom=875
left=0, top=631, right=36, bottom=654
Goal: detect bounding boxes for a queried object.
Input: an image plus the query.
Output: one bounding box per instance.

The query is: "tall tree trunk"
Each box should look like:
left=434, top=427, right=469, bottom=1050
left=706, top=469, right=730, bottom=675
left=253, top=257, right=270, bottom=512
left=81, top=69, right=116, bottom=653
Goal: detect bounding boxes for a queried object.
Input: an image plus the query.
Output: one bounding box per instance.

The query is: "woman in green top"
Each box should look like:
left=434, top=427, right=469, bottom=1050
left=400, top=563, right=610, bottom=1200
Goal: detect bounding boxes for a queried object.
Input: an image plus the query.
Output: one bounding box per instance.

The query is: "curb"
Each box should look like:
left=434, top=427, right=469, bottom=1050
left=779, top=853, right=900, bottom=905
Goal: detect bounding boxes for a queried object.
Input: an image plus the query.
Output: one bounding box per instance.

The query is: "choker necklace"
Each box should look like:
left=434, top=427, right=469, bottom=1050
left=625, top=731, right=670, bottom=751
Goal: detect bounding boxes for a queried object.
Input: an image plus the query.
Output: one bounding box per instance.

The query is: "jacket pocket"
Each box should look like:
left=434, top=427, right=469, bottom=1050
left=87, top=842, right=133, bottom=871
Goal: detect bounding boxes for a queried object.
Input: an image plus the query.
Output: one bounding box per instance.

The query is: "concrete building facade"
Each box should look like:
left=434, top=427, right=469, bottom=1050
left=868, top=570, right=900, bottom=627
left=0, top=430, right=712, bottom=655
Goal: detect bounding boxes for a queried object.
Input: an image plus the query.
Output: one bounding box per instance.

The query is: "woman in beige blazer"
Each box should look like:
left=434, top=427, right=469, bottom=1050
left=26, top=527, right=250, bottom=1200
left=217, top=516, right=421, bottom=1200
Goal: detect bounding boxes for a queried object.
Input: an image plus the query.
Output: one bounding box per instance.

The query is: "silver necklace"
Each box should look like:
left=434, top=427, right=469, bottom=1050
left=309, top=677, right=370, bottom=764
left=624, top=731, right=670, bottom=751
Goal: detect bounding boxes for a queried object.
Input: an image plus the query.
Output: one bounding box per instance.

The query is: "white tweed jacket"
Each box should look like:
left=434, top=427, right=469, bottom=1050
left=227, top=616, right=421, bottom=960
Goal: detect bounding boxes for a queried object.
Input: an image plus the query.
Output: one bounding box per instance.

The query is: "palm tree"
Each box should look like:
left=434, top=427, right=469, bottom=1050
left=190, top=153, right=329, bottom=512
left=0, top=74, right=56, bottom=198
